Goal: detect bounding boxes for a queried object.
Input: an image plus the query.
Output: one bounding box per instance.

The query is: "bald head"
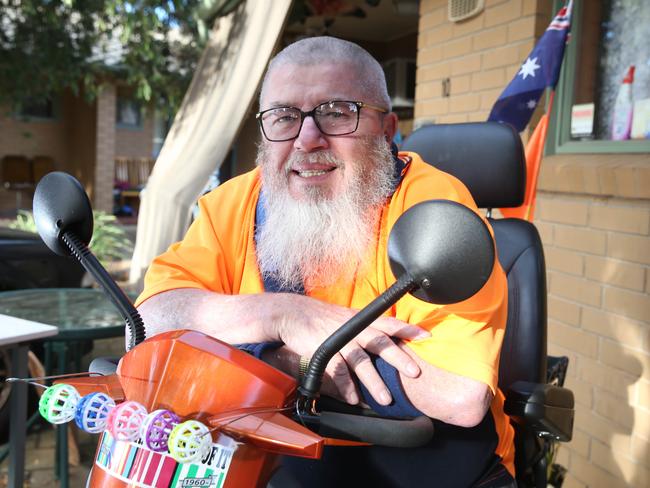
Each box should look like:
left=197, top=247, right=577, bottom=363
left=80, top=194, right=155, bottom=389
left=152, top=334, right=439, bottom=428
left=260, top=36, right=391, bottom=110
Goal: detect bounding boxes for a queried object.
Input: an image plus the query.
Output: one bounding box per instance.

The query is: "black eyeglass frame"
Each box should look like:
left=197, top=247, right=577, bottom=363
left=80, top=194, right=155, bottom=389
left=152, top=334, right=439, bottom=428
left=255, top=100, right=389, bottom=142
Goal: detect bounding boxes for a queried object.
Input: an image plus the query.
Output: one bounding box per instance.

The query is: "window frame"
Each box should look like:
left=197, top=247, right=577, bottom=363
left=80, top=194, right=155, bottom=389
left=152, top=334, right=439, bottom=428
left=547, top=0, right=650, bottom=155
left=116, top=96, right=144, bottom=130
left=14, top=97, right=60, bottom=122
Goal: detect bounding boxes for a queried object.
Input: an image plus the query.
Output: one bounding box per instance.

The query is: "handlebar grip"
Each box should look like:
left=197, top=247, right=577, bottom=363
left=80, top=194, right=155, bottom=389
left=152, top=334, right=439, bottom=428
left=318, top=412, right=433, bottom=448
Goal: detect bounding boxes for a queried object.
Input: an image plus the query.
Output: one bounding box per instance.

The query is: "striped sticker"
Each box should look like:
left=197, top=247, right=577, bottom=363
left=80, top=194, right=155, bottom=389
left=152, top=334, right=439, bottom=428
left=94, top=431, right=237, bottom=488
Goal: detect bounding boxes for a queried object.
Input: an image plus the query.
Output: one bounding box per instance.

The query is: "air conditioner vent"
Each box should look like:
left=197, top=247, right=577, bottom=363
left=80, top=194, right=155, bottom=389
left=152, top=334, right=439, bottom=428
left=448, top=0, right=484, bottom=22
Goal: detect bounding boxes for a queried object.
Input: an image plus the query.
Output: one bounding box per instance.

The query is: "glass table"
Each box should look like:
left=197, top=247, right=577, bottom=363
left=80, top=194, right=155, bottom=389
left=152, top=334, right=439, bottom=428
left=0, top=287, right=131, bottom=488
left=0, top=288, right=129, bottom=341
left=0, top=314, right=58, bottom=488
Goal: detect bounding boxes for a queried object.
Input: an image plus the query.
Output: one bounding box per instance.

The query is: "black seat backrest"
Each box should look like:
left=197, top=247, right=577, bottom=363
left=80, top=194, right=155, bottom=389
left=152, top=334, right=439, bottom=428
left=401, top=122, right=547, bottom=389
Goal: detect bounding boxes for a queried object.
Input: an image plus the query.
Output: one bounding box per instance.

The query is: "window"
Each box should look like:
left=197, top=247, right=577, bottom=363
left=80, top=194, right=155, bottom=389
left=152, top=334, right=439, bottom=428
left=116, top=97, right=143, bottom=128
left=382, top=58, right=416, bottom=128
left=548, top=0, right=650, bottom=154
left=382, top=58, right=416, bottom=109
left=16, top=98, right=57, bottom=120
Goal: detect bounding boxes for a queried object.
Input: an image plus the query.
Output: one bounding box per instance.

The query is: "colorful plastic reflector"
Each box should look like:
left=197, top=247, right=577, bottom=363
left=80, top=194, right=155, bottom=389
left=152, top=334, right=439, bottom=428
left=168, top=420, right=212, bottom=463
left=140, top=409, right=181, bottom=452
left=38, top=384, right=80, bottom=424
left=75, top=392, right=116, bottom=433
left=106, top=400, right=148, bottom=441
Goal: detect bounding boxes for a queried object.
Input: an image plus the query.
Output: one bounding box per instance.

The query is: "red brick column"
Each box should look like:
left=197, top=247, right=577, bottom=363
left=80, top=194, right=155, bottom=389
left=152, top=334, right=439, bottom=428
left=94, top=84, right=117, bottom=213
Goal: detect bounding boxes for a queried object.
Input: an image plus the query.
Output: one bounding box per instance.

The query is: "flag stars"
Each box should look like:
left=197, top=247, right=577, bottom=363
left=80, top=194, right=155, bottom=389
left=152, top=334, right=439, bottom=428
left=526, top=100, right=537, bottom=110
left=519, top=57, right=541, bottom=79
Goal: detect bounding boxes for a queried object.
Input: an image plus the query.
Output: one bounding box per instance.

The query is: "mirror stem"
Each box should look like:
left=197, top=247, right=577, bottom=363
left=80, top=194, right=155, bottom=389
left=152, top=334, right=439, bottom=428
left=298, top=274, right=417, bottom=410
left=62, top=231, right=146, bottom=349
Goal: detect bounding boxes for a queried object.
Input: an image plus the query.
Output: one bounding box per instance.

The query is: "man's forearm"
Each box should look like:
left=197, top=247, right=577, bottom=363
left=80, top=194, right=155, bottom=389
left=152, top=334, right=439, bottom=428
left=262, top=339, right=493, bottom=427
left=136, top=288, right=287, bottom=344
left=137, top=288, right=450, bottom=413
left=397, top=343, right=493, bottom=427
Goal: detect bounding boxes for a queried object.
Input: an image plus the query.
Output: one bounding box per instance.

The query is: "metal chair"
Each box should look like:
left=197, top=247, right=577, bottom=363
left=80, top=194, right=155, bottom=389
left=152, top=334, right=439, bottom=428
left=1, top=155, right=34, bottom=209
left=31, top=156, right=56, bottom=184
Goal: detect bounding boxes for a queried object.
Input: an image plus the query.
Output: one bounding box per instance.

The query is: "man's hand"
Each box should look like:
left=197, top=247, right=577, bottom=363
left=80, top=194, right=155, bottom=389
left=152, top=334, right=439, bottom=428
left=138, top=288, right=428, bottom=406
left=138, top=288, right=492, bottom=426
left=273, top=294, right=430, bottom=406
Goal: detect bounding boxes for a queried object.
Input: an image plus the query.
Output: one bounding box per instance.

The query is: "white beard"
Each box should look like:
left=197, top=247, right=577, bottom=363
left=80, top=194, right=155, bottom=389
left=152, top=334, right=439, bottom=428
left=256, top=136, right=396, bottom=291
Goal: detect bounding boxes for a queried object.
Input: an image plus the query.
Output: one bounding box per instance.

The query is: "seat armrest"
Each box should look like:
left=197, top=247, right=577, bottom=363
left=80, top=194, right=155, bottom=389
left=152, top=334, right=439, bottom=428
left=504, top=381, right=574, bottom=442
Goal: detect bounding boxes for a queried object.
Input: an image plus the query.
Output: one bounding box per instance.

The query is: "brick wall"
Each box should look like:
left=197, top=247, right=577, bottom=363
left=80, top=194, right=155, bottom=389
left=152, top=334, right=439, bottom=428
left=537, top=156, right=650, bottom=488
left=0, top=105, right=69, bottom=164
left=416, top=1, right=649, bottom=487
left=65, top=91, right=97, bottom=192
left=1, top=86, right=156, bottom=216
left=0, top=90, right=95, bottom=173
left=416, top=0, right=550, bottom=126
left=115, top=110, right=154, bottom=158
left=0, top=93, right=88, bottom=213
left=0, top=111, right=65, bottom=212
left=94, top=85, right=117, bottom=212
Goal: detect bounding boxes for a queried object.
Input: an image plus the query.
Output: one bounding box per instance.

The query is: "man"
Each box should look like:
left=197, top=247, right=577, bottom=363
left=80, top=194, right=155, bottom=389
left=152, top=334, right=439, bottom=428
left=136, top=37, right=514, bottom=487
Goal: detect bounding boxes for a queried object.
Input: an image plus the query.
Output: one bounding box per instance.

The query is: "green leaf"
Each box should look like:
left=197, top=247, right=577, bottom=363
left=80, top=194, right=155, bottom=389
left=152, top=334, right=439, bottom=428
left=7, top=210, right=134, bottom=268
left=0, top=0, right=205, bottom=113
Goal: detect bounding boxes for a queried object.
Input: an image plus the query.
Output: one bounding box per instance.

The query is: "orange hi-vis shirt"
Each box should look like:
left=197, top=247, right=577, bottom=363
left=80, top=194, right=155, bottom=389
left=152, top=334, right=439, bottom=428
left=137, top=152, right=515, bottom=476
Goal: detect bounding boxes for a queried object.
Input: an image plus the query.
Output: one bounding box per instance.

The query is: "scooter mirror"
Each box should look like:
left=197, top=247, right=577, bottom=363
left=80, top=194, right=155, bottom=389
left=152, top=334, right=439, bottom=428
left=33, top=171, right=94, bottom=256
left=387, top=200, right=495, bottom=304
left=33, top=171, right=145, bottom=348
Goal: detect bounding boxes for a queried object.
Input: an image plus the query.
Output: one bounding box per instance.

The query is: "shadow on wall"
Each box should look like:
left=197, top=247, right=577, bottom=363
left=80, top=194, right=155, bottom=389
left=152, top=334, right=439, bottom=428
left=570, top=338, right=647, bottom=487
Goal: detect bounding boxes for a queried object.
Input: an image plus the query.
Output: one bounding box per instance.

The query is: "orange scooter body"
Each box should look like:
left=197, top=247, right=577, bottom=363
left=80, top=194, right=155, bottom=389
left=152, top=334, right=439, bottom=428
left=61, top=330, right=327, bottom=487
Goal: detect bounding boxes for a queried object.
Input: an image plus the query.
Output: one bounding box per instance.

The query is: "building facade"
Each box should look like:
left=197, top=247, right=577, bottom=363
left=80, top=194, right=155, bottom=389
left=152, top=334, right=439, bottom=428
left=0, top=83, right=158, bottom=215
left=416, top=1, right=649, bottom=486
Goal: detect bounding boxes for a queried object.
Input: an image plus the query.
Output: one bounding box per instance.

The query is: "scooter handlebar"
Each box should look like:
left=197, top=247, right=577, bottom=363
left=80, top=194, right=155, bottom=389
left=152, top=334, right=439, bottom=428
left=318, top=411, right=434, bottom=448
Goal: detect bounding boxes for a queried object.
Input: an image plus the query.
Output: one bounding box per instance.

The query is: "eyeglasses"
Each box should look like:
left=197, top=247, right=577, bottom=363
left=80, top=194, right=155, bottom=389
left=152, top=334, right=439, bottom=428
left=256, top=100, right=388, bottom=142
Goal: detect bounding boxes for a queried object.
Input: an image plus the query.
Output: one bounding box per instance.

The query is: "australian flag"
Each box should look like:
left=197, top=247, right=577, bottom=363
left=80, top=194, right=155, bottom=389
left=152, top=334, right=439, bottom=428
left=488, top=1, right=572, bottom=131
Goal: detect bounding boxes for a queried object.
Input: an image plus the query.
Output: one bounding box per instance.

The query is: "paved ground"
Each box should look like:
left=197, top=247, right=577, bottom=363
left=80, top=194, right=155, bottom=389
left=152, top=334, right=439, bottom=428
left=1, top=337, right=126, bottom=487
left=0, top=423, right=94, bottom=487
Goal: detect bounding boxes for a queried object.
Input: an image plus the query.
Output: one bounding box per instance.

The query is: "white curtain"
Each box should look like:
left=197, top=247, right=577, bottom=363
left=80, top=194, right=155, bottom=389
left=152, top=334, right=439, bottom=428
left=129, top=0, right=293, bottom=288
